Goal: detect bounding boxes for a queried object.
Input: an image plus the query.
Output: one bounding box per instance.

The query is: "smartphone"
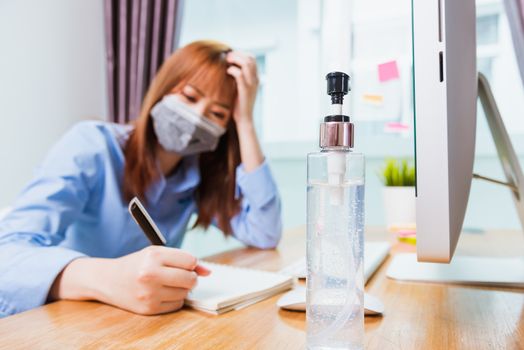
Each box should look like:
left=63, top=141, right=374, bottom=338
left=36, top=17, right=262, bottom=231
left=128, top=196, right=167, bottom=246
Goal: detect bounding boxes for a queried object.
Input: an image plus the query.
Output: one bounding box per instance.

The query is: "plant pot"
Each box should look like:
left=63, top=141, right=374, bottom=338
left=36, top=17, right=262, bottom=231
left=382, top=186, right=416, bottom=231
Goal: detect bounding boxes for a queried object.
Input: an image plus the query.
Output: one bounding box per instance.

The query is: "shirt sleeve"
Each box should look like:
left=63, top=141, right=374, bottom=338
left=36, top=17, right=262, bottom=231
left=0, top=123, right=102, bottom=317
left=230, top=160, right=283, bottom=249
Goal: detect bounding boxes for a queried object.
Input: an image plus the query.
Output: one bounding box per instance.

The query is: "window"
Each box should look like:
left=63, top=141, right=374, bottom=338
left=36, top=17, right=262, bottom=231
left=477, top=14, right=499, bottom=46
left=179, top=0, right=524, bottom=230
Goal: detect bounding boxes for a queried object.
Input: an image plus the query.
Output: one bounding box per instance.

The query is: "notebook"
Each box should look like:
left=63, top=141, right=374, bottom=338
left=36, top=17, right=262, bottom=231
left=185, top=261, right=295, bottom=314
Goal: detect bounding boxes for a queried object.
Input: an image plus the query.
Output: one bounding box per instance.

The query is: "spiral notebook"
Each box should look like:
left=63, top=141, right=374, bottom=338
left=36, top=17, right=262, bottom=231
left=185, top=262, right=295, bottom=314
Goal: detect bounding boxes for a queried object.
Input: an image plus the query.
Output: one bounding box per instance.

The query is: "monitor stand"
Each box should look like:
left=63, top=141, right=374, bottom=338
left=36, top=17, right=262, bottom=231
left=386, top=73, right=524, bottom=287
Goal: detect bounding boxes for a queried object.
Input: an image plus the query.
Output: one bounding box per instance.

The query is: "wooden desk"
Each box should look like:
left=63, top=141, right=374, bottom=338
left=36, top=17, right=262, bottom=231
left=1, top=227, right=523, bottom=349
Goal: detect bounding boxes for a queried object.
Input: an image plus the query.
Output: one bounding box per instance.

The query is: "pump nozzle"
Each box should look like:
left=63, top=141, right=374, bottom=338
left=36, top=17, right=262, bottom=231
left=326, top=72, right=350, bottom=105
left=322, top=72, right=353, bottom=206
left=320, top=72, right=353, bottom=149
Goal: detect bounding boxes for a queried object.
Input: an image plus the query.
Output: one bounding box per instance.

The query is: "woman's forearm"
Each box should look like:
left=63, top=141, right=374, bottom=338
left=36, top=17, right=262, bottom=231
left=236, top=119, right=264, bottom=172
left=48, top=257, right=111, bottom=303
left=48, top=247, right=202, bottom=315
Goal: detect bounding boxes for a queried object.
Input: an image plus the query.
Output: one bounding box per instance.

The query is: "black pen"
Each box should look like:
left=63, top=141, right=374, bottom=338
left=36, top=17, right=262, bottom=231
left=128, top=196, right=167, bottom=246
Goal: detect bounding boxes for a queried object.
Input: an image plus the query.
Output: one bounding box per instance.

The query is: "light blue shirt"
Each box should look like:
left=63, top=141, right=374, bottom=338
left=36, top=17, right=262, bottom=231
left=0, top=121, right=282, bottom=317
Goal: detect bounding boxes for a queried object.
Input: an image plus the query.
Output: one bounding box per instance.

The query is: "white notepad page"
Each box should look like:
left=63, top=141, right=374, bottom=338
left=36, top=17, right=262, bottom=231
left=185, top=261, right=294, bottom=314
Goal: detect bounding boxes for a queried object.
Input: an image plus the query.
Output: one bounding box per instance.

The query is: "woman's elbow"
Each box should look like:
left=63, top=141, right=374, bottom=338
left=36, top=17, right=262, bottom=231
left=254, top=221, right=282, bottom=250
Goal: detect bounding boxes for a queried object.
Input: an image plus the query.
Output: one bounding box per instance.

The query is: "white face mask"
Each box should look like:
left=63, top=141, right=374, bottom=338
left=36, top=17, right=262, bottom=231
left=150, top=95, right=226, bottom=155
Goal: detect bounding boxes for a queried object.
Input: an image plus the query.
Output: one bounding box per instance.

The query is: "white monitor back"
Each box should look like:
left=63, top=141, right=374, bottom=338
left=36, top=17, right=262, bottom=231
left=413, top=0, right=477, bottom=262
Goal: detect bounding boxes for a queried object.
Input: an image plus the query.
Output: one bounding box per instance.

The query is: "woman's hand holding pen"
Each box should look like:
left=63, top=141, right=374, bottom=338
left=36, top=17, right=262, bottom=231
left=49, top=246, right=210, bottom=315
left=101, top=246, right=210, bottom=315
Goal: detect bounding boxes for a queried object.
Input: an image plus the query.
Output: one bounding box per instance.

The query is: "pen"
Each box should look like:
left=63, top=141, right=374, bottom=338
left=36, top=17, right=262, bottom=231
left=128, top=197, right=211, bottom=276
left=128, top=196, right=167, bottom=246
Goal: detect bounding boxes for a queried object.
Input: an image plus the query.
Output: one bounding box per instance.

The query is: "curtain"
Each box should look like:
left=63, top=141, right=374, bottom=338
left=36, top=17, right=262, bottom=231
left=504, top=0, right=524, bottom=88
left=104, top=0, right=184, bottom=123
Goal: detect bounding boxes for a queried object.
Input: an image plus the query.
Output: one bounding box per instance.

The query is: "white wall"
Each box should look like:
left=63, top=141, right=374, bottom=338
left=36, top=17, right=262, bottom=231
left=180, top=0, right=323, bottom=144
left=0, top=0, right=107, bottom=207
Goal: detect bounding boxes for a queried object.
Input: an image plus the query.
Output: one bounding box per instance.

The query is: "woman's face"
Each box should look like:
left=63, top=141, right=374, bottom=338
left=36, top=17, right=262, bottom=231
left=171, top=84, right=232, bottom=129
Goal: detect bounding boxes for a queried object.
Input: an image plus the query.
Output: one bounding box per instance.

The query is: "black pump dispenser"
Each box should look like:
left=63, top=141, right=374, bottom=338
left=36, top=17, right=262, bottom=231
left=325, top=72, right=351, bottom=123
left=320, top=71, right=354, bottom=149
left=326, top=72, right=350, bottom=106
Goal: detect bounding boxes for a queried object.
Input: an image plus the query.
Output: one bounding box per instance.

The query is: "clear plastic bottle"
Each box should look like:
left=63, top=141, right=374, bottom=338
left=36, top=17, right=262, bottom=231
left=306, top=72, right=365, bottom=350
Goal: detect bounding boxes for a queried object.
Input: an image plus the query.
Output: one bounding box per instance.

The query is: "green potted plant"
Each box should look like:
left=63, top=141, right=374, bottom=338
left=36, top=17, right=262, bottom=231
left=379, top=159, right=416, bottom=232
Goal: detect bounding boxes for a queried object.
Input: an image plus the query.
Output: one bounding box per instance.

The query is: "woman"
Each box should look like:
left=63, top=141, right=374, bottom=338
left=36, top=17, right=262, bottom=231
left=0, top=40, right=282, bottom=317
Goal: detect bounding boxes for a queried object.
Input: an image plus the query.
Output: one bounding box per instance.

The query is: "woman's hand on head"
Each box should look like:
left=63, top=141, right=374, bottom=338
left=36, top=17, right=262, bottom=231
left=226, top=51, right=259, bottom=128
left=49, top=246, right=211, bottom=316
left=225, top=51, right=265, bottom=172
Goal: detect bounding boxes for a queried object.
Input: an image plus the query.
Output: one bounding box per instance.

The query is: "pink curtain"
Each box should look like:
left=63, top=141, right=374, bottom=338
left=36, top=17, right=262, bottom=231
left=504, top=0, right=524, bottom=87
left=104, top=0, right=184, bottom=123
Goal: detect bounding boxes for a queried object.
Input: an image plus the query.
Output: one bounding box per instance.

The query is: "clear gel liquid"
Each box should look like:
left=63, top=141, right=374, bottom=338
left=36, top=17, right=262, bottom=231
left=306, top=181, right=365, bottom=350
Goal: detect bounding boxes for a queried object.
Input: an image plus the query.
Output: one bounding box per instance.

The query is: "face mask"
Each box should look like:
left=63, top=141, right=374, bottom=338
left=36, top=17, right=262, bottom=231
left=150, top=94, right=226, bottom=155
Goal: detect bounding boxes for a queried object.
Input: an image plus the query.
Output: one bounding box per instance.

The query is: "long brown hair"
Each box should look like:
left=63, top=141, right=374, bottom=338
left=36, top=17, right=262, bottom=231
left=123, top=40, right=241, bottom=234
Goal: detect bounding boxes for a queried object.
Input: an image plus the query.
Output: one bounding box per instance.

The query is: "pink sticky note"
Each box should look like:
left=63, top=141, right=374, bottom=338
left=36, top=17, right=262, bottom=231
left=385, top=122, right=410, bottom=132
left=378, top=60, right=400, bottom=82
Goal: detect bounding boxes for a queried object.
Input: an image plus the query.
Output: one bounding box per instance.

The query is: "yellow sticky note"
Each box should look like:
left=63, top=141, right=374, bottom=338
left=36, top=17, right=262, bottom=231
left=362, top=94, right=384, bottom=105
left=398, top=236, right=417, bottom=245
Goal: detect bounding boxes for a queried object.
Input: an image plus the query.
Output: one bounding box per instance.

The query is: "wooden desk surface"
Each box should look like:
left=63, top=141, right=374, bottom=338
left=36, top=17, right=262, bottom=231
left=1, top=227, right=523, bottom=349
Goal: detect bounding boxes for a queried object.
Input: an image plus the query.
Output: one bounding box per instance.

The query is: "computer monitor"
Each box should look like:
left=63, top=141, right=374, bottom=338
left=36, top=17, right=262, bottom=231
left=412, top=0, right=477, bottom=263
left=386, top=0, right=524, bottom=286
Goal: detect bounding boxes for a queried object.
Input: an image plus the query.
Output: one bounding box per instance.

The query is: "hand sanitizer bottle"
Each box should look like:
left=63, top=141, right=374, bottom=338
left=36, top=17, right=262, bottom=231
left=306, top=72, right=365, bottom=350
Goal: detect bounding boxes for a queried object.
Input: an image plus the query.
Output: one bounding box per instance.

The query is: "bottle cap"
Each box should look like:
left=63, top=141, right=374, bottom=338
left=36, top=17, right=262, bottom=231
left=320, top=116, right=354, bottom=149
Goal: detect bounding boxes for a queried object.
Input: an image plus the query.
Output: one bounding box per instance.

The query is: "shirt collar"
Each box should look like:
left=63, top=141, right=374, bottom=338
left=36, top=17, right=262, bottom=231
left=147, top=155, right=200, bottom=204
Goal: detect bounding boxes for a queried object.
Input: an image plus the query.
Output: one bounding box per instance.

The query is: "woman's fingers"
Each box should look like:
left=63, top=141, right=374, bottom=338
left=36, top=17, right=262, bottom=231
left=157, top=286, right=189, bottom=302
left=155, top=300, right=185, bottom=314
left=227, top=65, right=247, bottom=88
left=145, top=246, right=197, bottom=271
left=157, top=266, right=198, bottom=289
left=227, top=52, right=258, bottom=86
left=195, top=264, right=211, bottom=276
left=227, top=51, right=254, bottom=70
